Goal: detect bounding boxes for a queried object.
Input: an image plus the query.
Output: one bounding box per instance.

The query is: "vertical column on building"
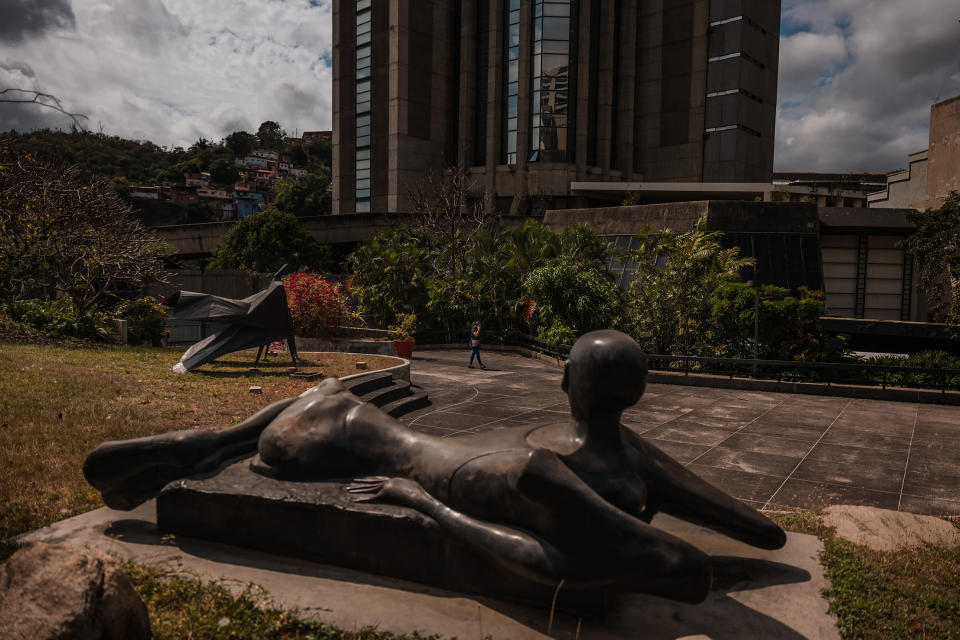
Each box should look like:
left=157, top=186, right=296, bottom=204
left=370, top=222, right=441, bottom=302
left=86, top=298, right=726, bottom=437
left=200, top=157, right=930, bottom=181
left=458, top=0, right=478, bottom=168
left=615, top=0, right=637, bottom=177
left=332, top=0, right=357, bottom=214
left=596, top=0, right=615, bottom=176
left=484, top=0, right=503, bottom=208
left=354, top=0, right=372, bottom=212
left=574, top=0, right=592, bottom=177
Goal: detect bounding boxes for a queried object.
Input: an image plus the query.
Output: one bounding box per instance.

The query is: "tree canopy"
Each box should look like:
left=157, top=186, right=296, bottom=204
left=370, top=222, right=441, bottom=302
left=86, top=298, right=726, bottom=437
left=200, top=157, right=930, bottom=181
left=0, top=146, right=172, bottom=314
left=208, top=209, right=331, bottom=273
left=904, top=191, right=960, bottom=326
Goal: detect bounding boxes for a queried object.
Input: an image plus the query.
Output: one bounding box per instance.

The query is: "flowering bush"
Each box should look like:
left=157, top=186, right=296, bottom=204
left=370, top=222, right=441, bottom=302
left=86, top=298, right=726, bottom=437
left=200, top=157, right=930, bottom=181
left=284, top=272, right=351, bottom=338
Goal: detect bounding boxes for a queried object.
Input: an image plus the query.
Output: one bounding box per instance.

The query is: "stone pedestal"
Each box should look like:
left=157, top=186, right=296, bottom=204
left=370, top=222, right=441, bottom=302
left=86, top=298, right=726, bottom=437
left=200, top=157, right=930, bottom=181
left=157, top=457, right=604, bottom=613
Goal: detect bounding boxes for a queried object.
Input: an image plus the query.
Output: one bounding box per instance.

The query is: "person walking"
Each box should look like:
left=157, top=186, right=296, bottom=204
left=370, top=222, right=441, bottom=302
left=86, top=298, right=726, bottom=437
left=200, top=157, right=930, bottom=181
left=468, top=321, right=486, bottom=369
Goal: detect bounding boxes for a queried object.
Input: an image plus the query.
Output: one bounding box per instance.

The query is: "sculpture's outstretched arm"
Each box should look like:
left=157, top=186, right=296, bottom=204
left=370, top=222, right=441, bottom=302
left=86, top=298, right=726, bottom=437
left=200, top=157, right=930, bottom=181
left=350, top=458, right=713, bottom=603
left=84, top=396, right=298, bottom=510
left=620, top=426, right=786, bottom=550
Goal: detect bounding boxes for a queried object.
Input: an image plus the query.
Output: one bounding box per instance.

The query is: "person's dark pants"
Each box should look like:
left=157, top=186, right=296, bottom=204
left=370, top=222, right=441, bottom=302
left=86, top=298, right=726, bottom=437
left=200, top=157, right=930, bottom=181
left=469, top=346, right=484, bottom=367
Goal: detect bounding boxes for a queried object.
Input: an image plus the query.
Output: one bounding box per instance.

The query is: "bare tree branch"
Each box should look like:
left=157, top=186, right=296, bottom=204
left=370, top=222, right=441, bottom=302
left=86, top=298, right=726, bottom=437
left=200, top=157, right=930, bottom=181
left=406, top=165, right=499, bottom=279
left=0, top=88, right=89, bottom=131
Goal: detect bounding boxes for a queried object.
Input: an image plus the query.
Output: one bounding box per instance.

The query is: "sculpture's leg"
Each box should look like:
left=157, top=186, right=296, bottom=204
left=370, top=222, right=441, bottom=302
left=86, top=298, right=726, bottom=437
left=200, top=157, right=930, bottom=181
left=84, top=396, right=298, bottom=510
left=621, top=427, right=786, bottom=550
left=287, top=335, right=298, bottom=367
left=254, top=345, right=265, bottom=365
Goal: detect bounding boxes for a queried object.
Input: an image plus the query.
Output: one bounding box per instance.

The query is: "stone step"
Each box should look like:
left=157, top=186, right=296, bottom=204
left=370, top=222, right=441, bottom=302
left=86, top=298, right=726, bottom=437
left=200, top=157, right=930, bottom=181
left=364, top=380, right=414, bottom=408
left=380, top=388, right=431, bottom=418
left=343, top=372, right=394, bottom=398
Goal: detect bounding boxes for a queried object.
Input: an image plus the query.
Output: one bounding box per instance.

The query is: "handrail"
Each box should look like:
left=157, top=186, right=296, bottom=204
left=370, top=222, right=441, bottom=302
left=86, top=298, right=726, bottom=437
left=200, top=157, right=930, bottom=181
left=501, top=331, right=960, bottom=393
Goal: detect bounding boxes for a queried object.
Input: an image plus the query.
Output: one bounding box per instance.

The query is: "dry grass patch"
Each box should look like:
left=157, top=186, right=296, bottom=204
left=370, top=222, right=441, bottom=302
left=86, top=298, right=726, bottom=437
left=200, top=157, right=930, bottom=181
left=0, top=343, right=398, bottom=540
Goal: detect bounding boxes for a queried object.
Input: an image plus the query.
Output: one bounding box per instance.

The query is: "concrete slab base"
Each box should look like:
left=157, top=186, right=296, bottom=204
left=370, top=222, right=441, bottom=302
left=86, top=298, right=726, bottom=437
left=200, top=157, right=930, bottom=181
left=19, top=504, right=839, bottom=639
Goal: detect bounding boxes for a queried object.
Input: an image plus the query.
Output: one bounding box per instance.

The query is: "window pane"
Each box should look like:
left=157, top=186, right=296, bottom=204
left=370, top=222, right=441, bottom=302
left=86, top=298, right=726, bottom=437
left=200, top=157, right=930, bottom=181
left=357, top=114, right=370, bottom=127
left=356, top=79, right=371, bottom=93
left=534, top=17, right=542, bottom=40
left=356, top=91, right=371, bottom=103
left=356, top=125, right=371, bottom=137
left=509, top=0, right=520, bottom=10
left=509, top=9, right=520, bottom=25
left=506, top=117, right=517, bottom=131
left=357, top=66, right=370, bottom=79
left=532, top=90, right=541, bottom=114
left=356, top=168, right=370, bottom=180
left=356, top=0, right=371, bottom=10
left=533, top=54, right=541, bottom=78
left=509, top=23, right=519, bottom=46
left=542, top=39, right=568, bottom=55
left=357, top=101, right=371, bottom=113
left=357, top=30, right=370, bottom=45
left=356, top=200, right=371, bottom=213
left=541, top=53, right=567, bottom=77
left=357, top=20, right=371, bottom=34
left=356, top=158, right=370, bottom=170
left=507, top=94, right=518, bottom=118
left=356, top=188, right=371, bottom=198
left=544, top=3, right=570, bottom=17
left=356, top=135, right=370, bottom=146
left=357, top=44, right=371, bottom=58
left=356, top=179, right=370, bottom=189
left=356, top=10, right=371, bottom=25
left=357, top=149, right=370, bottom=160
left=509, top=46, right=519, bottom=60
left=506, top=130, right=517, bottom=151
left=508, top=58, right=518, bottom=83
left=542, top=17, right=569, bottom=40
left=356, top=56, right=371, bottom=70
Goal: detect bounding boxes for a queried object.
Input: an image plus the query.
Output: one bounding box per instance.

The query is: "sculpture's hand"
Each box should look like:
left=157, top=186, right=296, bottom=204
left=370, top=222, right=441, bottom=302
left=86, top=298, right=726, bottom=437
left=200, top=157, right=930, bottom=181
left=346, top=476, right=429, bottom=509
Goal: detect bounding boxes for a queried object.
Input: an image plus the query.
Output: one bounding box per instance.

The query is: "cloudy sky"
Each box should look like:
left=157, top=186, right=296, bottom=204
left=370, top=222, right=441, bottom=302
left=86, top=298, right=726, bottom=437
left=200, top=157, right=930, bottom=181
left=0, top=0, right=958, bottom=172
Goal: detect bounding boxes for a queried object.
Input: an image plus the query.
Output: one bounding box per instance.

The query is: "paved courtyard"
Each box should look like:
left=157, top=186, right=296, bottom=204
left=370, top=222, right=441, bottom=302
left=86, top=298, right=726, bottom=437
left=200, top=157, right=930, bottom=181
left=399, top=348, right=960, bottom=516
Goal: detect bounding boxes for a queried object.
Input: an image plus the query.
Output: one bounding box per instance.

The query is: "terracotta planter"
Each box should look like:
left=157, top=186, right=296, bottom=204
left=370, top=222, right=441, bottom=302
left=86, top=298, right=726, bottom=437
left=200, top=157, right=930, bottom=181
left=393, top=339, right=415, bottom=358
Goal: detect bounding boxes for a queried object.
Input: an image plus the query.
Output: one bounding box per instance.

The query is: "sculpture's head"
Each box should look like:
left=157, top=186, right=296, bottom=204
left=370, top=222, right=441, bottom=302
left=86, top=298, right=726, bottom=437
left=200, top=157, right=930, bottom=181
left=562, top=330, right=647, bottom=418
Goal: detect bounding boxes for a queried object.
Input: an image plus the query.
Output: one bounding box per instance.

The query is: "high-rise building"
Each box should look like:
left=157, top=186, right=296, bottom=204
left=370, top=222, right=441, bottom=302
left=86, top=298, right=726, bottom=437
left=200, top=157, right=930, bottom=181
left=332, top=0, right=781, bottom=214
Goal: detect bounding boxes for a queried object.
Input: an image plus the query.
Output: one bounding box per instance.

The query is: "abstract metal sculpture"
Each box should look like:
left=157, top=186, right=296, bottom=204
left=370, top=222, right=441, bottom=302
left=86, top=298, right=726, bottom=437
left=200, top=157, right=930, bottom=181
left=84, top=330, right=785, bottom=604
left=165, top=269, right=297, bottom=373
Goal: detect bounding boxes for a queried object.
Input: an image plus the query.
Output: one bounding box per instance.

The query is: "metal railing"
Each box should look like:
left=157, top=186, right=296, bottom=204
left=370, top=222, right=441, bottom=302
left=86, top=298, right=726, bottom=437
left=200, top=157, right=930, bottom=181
left=504, top=332, right=959, bottom=393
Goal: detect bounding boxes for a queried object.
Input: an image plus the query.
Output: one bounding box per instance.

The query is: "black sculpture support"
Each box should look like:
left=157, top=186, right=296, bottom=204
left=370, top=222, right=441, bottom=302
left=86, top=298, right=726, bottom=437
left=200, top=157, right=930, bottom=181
left=166, top=274, right=297, bottom=373
left=84, top=330, right=785, bottom=604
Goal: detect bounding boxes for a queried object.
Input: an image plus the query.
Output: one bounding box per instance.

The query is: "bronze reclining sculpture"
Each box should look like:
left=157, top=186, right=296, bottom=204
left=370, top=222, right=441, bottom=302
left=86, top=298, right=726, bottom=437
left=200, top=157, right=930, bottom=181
left=84, top=330, right=785, bottom=603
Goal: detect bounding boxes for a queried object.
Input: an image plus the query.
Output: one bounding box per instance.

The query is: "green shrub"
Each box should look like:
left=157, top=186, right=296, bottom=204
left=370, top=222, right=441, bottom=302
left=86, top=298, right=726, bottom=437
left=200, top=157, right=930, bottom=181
left=8, top=298, right=114, bottom=342
left=113, top=297, right=167, bottom=345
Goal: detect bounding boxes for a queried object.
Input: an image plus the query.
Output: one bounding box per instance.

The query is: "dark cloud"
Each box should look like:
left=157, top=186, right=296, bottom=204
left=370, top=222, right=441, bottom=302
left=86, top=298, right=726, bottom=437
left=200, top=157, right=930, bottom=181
left=776, top=0, right=960, bottom=171
left=0, top=0, right=76, bottom=43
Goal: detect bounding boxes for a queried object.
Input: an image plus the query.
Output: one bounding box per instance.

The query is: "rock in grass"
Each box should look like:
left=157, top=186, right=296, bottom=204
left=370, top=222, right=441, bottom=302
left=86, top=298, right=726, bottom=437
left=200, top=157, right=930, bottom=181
left=0, top=542, right=150, bottom=640
left=824, top=505, right=960, bottom=551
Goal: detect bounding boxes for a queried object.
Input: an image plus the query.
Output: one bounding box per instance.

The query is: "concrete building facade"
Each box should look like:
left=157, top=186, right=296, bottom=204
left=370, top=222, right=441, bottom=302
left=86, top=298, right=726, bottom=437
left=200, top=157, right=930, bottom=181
left=332, top=0, right=781, bottom=215
left=868, top=95, right=960, bottom=211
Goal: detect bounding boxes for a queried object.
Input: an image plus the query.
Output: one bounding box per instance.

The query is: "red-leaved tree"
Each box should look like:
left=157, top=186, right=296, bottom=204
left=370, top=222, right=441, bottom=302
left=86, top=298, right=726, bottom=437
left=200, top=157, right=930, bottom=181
left=284, top=272, right=351, bottom=337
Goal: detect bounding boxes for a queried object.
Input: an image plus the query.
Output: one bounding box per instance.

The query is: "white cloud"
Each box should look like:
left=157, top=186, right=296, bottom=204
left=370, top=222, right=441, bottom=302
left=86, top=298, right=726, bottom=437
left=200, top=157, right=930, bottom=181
left=776, top=0, right=960, bottom=171
left=0, top=0, right=333, bottom=147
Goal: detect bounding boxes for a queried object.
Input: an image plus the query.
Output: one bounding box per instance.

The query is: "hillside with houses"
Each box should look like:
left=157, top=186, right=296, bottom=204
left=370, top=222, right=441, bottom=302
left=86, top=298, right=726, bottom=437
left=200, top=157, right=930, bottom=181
left=2, top=124, right=332, bottom=226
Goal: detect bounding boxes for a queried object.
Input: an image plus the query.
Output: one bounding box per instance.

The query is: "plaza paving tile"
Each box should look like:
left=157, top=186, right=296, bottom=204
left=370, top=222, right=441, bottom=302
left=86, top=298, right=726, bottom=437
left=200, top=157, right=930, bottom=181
left=400, top=348, right=960, bottom=516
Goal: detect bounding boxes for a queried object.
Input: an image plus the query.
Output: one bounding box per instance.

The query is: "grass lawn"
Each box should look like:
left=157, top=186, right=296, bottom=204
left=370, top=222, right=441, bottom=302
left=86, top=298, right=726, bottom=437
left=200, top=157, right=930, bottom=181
left=768, top=512, right=960, bottom=640
left=0, top=341, right=399, bottom=541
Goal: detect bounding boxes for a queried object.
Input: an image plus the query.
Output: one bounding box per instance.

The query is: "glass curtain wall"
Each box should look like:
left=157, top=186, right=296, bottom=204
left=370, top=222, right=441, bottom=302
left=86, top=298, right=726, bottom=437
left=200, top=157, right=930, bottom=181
left=355, top=0, right=372, bottom=213
left=530, top=0, right=575, bottom=162
left=503, top=0, right=520, bottom=164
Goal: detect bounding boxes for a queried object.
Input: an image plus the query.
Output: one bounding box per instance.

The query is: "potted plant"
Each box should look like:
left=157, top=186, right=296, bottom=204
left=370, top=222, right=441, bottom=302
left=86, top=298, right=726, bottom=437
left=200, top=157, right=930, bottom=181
left=388, top=312, right=417, bottom=358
